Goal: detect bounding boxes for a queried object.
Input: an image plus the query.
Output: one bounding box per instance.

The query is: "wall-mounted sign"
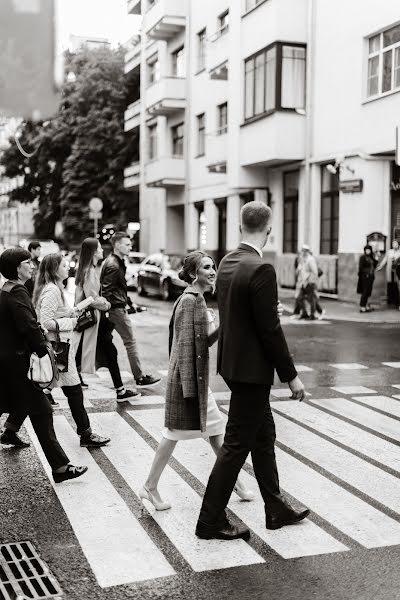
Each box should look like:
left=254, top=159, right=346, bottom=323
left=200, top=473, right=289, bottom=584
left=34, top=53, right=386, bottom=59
left=339, top=179, right=363, bottom=193
left=367, top=231, right=386, bottom=253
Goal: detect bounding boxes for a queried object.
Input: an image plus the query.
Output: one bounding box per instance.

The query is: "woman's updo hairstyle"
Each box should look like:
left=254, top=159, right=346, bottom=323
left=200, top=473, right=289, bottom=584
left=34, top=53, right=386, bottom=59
left=178, top=250, right=214, bottom=285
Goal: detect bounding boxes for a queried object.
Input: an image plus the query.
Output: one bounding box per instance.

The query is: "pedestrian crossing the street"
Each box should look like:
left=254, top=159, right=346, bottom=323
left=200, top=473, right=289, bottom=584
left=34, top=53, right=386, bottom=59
left=17, top=376, right=400, bottom=589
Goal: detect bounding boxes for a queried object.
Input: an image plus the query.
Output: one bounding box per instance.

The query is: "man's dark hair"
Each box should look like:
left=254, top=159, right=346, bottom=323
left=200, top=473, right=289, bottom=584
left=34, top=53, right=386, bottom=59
left=28, top=241, right=41, bottom=252
left=240, top=201, right=272, bottom=233
left=0, top=248, right=31, bottom=280
left=111, top=231, right=130, bottom=247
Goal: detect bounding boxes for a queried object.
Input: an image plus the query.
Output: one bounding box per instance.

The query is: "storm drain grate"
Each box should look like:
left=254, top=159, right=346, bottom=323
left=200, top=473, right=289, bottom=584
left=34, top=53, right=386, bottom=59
left=0, top=541, right=63, bottom=600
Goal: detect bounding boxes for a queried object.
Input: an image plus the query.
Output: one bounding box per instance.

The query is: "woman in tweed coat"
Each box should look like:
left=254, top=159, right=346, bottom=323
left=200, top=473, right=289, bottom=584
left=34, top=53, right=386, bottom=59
left=34, top=253, right=110, bottom=448
left=140, top=251, right=254, bottom=511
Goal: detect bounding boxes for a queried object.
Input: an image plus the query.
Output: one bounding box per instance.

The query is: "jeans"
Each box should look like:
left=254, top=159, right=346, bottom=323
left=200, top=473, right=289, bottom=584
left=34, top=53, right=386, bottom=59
left=61, top=385, right=91, bottom=436
left=109, top=307, right=143, bottom=381
left=96, top=322, right=123, bottom=389
left=303, top=283, right=317, bottom=317
left=198, top=379, right=285, bottom=528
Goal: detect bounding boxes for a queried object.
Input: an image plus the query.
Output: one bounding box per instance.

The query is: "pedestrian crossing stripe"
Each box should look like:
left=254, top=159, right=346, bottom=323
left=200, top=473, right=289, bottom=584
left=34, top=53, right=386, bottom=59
left=16, top=392, right=400, bottom=589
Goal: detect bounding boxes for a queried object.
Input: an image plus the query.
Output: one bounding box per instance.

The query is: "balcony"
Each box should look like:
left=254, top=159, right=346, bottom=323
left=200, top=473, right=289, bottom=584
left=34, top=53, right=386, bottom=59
left=206, top=131, right=227, bottom=174
left=124, top=99, right=141, bottom=131
left=207, top=26, right=229, bottom=75
left=124, top=161, right=140, bottom=189
left=127, top=0, right=141, bottom=15
left=145, top=156, right=185, bottom=187
left=240, top=111, right=305, bottom=167
left=125, top=38, right=141, bottom=73
left=144, top=0, right=186, bottom=41
left=146, top=77, right=186, bottom=116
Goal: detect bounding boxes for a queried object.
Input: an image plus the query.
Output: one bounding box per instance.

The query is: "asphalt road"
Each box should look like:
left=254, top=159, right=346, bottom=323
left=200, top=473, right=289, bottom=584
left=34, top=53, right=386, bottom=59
left=2, top=292, right=400, bottom=600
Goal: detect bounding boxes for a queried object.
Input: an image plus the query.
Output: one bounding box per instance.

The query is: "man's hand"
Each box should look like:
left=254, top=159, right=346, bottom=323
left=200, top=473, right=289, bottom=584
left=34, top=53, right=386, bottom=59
left=288, top=376, right=306, bottom=401
left=277, top=300, right=284, bottom=318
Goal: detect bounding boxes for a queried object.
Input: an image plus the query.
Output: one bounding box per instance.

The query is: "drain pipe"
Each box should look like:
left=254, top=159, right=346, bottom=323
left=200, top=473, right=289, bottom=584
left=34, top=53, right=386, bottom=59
left=304, top=0, right=316, bottom=246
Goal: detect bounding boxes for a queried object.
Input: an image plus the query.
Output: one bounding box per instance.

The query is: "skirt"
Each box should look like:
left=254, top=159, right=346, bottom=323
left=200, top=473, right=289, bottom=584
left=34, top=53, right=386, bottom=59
left=163, top=390, right=225, bottom=441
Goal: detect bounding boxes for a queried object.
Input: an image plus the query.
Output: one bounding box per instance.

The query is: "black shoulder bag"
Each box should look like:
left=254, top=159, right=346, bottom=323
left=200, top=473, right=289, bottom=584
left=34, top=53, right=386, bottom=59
left=51, top=321, right=70, bottom=372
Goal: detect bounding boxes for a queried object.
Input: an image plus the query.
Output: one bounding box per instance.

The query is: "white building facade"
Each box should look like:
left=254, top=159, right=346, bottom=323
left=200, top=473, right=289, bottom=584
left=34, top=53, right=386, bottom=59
left=125, top=0, right=400, bottom=302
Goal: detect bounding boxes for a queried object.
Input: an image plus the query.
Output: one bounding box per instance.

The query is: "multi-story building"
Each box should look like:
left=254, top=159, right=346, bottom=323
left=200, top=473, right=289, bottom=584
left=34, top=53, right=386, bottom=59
left=125, top=0, right=400, bottom=302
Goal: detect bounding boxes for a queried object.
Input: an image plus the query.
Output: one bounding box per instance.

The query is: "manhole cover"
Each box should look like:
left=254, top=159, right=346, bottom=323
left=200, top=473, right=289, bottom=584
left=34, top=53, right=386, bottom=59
left=0, top=541, right=62, bottom=599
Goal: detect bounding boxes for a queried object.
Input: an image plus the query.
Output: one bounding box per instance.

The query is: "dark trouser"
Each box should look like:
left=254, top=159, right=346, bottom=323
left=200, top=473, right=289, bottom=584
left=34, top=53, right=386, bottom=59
left=303, top=283, right=317, bottom=317
left=3, top=412, right=26, bottom=432
left=96, top=320, right=123, bottom=389
left=198, top=379, right=285, bottom=527
left=108, top=307, right=143, bottom=380
left=359, top=275, right=374, bottom=307
left=61, top=385, right=91, bottom=436
left=0, top=357, right=69, bottom=471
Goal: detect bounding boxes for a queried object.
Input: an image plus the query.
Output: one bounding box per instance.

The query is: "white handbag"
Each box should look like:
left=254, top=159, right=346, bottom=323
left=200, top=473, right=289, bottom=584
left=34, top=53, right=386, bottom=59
left=28, top=343, right=59, bottom=390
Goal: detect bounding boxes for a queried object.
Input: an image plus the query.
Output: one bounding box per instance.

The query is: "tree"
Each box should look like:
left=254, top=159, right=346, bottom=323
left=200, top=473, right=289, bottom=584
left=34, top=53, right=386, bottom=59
left=0, top=45, right=137, bottom=243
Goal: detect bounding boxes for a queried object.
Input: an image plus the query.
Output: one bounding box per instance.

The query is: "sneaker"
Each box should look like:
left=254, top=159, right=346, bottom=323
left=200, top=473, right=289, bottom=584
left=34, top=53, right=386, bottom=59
left=0, top=429, right=30, bottom=448
left=317, top=309, right=326, bottom=321
left=136, top=374, right=161, bottom=388
left=53, top=464, right=88, bottom=483
left=80, top=433, right=110, bottom=447
left=116, top=389, right=141, bottom=402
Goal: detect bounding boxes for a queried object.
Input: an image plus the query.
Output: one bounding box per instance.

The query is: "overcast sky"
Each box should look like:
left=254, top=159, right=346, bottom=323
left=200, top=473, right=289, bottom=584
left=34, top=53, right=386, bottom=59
left=56, top=0, right=141, bottom=52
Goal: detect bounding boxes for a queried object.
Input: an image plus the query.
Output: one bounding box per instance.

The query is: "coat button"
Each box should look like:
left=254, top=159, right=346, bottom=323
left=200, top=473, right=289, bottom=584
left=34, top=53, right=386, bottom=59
left=199, top=376, right=203, bottom=380
left=197, top=355, right=201, bottom=359
left=197, top=334, right=200, bottom=338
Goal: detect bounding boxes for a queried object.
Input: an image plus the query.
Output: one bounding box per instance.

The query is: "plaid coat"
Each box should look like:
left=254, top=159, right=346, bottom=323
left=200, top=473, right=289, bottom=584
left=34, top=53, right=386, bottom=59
left=165, top=289, right=209, bottom=432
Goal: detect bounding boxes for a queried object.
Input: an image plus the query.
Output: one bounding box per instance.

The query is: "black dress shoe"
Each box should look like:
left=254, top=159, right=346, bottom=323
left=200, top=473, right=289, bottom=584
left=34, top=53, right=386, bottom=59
left=0, top=429, right=30, bottom=448
left=266, top=507, right=310, bottom=530
left=196, top=518, right=250, bottom=541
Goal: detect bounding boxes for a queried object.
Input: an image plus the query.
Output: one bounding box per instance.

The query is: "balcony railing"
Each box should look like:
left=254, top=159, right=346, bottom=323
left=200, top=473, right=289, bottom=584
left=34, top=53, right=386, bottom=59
left=145, top=156, right=185, bottom=187
left=124, top=99, right=141, bottom=131
left=124, top=161, right=140, bottom=189
left=146, top=77, right=186, bottom=116
left=207, top=29, right=229, bottom=74
left=127, top=0, right=141, bottom=15
left=144, top=0, right=186, bottom=41
left=206, top=131, right=227, bottom=174
left=125, top=38, right=141, bottom=73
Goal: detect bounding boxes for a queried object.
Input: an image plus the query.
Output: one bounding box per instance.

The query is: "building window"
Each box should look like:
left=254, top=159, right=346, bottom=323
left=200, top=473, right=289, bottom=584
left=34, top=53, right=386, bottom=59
left=245, top=0, right=265, bottom=12
left=320, top=167, right=339, bottom=255
left=367, top=25, right=400, bottom=97
left=197, top=29, right=206, bottom=72
left=197, top=113, right=206, bottom=156
left=283, top=171, right=299, bottom=253
left=147, top=55, right=160, bottom=86
left=244, top=42, right=305, bottom=121
left=148, top=123, right=157, bottom=160
left=217, top=102, right=228, bottom=134
left=172, top=46, right=185, bottom=77
left=218, top=10, right=229, bottom=34
left=172, top=123, right=184, bottom=156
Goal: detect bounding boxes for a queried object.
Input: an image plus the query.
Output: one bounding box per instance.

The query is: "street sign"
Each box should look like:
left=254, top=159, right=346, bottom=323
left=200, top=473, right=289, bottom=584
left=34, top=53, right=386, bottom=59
left=89, top=211, right=102, bottom=220
left=339, top=179, right=363, bottom=193
left=89, top=197, right=103, bottom=212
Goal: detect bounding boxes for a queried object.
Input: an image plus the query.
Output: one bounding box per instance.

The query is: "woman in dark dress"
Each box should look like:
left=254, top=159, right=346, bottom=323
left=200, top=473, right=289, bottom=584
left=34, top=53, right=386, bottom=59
left=0, top=248, right=88, bottom=482
left=357, top=244, right=378, bottom=313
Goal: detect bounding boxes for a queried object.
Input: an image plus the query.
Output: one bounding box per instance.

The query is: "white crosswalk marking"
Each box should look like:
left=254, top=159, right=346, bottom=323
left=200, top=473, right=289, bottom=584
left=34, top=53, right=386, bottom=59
left=330, top=363, right=369, bottom=370
left=90, top=412, right=263, bottom=572
left=274, top=401, right=400, bottom=473
left=352, top=395, right=400, bottom=418
left=295, top=365, right=314, bottom=372
left=330, top=386, right=376, bottom=395
left=274, top=413, right=400, bottom=517
left=132, top=409, right=348, bottom=559
left=25, top=416, right=175, bottom=588
left=310, top=398, right=400, bottom=442
left=382, top=362, right=400, bottom=368
left=52, top=395, right=93, bottom=409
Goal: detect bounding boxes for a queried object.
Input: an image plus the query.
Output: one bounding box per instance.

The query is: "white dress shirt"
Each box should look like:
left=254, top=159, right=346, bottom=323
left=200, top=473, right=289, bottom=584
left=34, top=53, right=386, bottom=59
left=241, top=241, right=263, bottom=258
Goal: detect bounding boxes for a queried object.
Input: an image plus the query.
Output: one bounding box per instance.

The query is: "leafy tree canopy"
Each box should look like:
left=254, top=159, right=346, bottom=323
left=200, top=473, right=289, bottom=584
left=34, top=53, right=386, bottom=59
left=0, top=46, right=138, bottom=244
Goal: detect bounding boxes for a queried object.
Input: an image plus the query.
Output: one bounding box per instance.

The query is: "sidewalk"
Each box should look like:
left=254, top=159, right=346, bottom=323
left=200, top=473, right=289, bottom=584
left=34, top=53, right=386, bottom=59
left=279, top=288, right=400, bottom=324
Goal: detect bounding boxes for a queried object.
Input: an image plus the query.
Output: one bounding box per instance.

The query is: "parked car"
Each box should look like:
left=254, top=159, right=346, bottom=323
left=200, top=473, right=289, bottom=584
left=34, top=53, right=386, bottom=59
left=126, top=251, right=147, bottom=289
left=137, top=253, right=186, bottom=300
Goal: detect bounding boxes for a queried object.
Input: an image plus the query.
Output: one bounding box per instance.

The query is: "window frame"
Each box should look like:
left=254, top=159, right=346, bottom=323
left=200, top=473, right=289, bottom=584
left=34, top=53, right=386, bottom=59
left=243, top=41, right=306, bottom=124
left=366, top=24, right=400, bottom=99
left=148, top=123, right=158, bottom=160
left=197, top=28, right=207, bottom=73
left=196, top=113, right=206, bottom=157
left=171, top=45, right=185, bottom=78
left=282, top=170, right=299, bottom=254
left=147, top=54, right=160, bottom=86
left=217, top=102, right=228, bottom=135
left=320, top=167, right=339, bottom=256
left=243, top=0, right=268, bottom=17
left=171, top=122, right=185, bottom=157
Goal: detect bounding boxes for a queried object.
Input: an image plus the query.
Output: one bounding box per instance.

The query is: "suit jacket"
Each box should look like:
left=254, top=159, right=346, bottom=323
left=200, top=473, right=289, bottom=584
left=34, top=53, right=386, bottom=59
left=165, top=289, right=209, bottom=432
left=217, top=243, right=297, bottom=385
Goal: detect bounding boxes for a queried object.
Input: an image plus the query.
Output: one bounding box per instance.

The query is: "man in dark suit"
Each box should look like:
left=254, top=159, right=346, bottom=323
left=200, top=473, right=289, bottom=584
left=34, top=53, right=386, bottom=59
left=196, top=200, right=309, bottom=541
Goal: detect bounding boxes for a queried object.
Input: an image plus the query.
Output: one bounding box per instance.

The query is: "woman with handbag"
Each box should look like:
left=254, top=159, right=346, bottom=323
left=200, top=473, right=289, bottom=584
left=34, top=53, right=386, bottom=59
left=33, top=253, right=110, bottom=448
left=140, top=251, right=254, bottom=512
left=0, top=248, right=88, bottom=482
left=75, top=238, right=139, bottom=401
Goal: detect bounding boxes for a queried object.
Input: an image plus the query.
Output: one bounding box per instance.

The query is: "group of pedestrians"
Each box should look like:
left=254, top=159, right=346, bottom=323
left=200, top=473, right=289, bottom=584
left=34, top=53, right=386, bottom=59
left=291, top=245, right=325, bottom=321
left=1, top=200, right=309, bottom=542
